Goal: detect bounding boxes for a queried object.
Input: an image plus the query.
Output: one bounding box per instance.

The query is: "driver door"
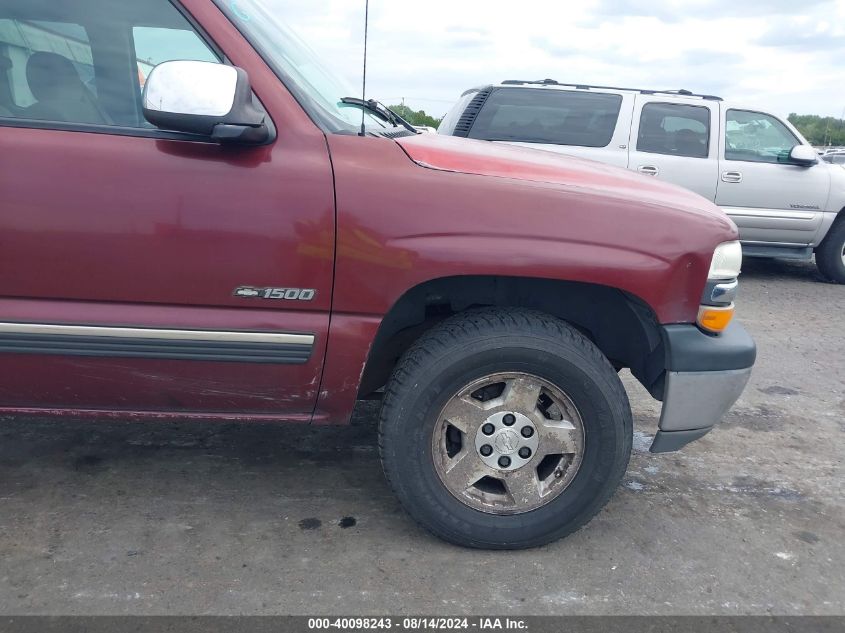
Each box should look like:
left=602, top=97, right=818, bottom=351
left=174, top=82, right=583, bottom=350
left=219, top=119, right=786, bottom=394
left=716, top=109, right=830, bottom=245
left=0, top=0, right=334, bottom=416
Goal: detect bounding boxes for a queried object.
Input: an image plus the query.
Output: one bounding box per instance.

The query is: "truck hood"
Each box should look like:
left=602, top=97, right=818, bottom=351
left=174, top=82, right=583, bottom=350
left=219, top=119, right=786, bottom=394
left=396, top=134, right=733, bottom=226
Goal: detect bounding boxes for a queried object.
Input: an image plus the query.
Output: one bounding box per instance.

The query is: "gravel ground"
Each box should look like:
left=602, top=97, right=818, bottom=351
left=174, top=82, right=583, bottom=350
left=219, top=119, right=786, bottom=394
left=0, top=257, right=842, bottom=615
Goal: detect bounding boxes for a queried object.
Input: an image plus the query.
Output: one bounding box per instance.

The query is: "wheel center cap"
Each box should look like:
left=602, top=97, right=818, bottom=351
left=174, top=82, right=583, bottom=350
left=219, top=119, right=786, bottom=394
left=493, top=429, right=520, bottom=455
left=474, top=411, right=540, bottom=472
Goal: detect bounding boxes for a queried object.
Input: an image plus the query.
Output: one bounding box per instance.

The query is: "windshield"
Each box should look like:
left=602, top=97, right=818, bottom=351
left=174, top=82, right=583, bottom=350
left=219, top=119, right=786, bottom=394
left=215, top=0, right=390, bottom=134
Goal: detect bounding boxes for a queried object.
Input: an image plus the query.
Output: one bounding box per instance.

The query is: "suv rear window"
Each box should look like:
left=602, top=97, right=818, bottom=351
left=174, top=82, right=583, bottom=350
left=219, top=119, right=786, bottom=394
left=637, top=102, right=710, bottom=158
left=468, top=88, right=622, bottom=148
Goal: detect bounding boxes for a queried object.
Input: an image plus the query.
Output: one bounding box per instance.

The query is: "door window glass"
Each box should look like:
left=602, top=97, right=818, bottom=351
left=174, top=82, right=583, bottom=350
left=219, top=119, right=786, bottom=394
left=133, top=26, right=219, bottom=93
left=0, top=20, right=97, bottom=119
left=637, top=102, right=710, bottom=158
left=725, top=110, right=800, bottom=163
left=0, top=0, right=220, bottom=129
left=468, top=88, right=623, bottom=148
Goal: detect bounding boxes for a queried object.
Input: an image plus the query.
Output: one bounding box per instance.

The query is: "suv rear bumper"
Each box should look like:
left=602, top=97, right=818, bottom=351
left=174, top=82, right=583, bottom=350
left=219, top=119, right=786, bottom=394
left=650, top=322, right=756, bottom=453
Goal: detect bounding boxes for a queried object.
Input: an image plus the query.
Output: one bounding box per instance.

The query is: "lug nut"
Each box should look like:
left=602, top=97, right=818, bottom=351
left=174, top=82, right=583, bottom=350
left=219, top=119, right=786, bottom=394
left=518, top=447, right=532, bottom=459
left=481, top=423, right=495, bottom=436
left=520, top=426, right=534, bottom=438
left=498, top=456, right=511, bottom=468
left=503, top=414, right=516, bottom=426
left=480, top=444, right=493, bottom=457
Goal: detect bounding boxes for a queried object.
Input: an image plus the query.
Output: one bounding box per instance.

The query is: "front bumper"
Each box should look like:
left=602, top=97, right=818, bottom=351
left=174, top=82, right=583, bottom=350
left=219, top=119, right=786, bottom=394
left=650, top=322, right=756, bottom=453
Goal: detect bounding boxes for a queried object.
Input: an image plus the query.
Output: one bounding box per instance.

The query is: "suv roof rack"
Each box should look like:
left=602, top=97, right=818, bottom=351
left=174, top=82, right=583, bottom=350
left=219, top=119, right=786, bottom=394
left=500, top=79, right=723, bottom=101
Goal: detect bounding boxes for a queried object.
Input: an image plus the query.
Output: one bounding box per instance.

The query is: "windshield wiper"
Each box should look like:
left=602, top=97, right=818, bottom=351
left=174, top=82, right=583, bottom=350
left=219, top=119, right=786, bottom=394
left=340, top=97, right=418, bottom=134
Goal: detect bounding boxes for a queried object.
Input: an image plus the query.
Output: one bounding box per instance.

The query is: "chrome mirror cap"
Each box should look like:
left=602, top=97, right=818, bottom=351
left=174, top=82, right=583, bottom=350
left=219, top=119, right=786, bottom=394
left=144, top=60, right=238, bottom=118
left=142, top=60, right=271, bottom=145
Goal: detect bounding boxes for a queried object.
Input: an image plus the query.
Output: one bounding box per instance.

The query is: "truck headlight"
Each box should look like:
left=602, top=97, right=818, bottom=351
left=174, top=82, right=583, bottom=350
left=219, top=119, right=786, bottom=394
left=698, top=241, right=743, bottom=334
left=708, top=240, right=743, bottom=280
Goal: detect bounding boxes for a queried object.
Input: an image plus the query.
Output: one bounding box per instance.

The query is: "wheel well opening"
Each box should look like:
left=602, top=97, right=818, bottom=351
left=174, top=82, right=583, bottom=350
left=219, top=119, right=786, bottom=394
left=359, top=276, right=666, bottom=399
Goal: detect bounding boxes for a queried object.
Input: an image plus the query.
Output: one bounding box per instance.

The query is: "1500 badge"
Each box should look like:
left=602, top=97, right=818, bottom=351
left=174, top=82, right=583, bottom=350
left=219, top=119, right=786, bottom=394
left=233, top=286, right=316, bottom=301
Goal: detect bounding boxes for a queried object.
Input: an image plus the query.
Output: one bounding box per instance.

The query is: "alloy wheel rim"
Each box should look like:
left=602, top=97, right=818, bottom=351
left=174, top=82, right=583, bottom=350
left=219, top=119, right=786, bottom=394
left=431, top=372, right=585, bottom=515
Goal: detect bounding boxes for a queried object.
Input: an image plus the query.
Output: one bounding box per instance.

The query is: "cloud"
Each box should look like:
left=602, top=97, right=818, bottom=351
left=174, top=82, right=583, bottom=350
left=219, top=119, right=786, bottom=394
left=530, top=38, right=584, bottom=60
left=445, top=26, right=489, bottom=37
left=447, top=37, right=492, bottom=51
left=591, top=0, right=835, bottom=23
left=756, top=20, right=845, bottom=53
left=262, top=0, right=845, bottom=119
left=679, top=49, right=740, bottom=67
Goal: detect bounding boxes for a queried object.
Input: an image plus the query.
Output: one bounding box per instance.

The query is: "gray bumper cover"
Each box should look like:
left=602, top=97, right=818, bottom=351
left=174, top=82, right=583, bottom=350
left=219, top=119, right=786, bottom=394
left=650, top=323, right=756, bottom=453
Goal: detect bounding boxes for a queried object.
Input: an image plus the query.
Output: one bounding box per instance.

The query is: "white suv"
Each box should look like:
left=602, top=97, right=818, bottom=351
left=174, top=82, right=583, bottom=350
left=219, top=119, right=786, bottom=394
left=439, top=80, right=845, bottom=283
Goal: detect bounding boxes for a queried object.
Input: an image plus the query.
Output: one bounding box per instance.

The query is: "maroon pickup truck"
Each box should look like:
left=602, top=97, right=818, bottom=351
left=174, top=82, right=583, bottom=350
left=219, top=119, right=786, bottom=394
left=0, top=0, right=755, bottom=548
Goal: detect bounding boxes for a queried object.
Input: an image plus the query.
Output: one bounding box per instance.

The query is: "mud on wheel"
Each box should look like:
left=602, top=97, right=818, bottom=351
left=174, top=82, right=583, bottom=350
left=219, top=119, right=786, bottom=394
left=378, top=308, right=632, bottom=549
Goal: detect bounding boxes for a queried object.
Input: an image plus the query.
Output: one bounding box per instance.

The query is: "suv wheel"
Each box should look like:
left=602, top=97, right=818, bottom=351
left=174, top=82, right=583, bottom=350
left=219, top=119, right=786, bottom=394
left=816, top=217, right=845, bottom=283
left=378, top=308, right=632, bottom=549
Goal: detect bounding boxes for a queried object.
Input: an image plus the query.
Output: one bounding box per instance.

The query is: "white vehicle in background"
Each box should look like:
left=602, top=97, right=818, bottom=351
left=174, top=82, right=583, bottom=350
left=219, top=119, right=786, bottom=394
left=823, top=150, right=845, bottom=166
left=439, top=80, right=845, bottom=283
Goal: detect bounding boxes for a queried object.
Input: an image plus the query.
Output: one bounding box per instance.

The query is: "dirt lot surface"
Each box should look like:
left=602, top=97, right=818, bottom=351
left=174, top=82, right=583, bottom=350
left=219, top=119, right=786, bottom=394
left=0, top=258, right=843, bottom=615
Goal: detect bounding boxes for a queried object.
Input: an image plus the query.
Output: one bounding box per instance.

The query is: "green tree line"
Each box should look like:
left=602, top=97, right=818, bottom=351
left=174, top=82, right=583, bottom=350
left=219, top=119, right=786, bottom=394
left=388, top=104, right=442, bottom=129
left=788, top=113, right=845, bottom=146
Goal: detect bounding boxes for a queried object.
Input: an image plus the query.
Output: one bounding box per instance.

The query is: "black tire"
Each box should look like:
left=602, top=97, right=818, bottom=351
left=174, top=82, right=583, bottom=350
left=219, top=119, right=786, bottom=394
left=816, top=217, right=845, bottom=283
left=378, top=308, right=632, bottom=549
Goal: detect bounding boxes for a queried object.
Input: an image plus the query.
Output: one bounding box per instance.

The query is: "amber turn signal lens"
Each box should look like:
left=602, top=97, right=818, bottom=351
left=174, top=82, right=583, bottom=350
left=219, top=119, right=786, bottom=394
left=697, top=305, right=735, bottom=333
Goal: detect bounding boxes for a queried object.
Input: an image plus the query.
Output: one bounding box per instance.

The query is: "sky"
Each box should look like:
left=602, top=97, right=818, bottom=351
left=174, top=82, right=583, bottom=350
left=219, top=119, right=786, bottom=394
left=263, top=0, right=845, bottom=121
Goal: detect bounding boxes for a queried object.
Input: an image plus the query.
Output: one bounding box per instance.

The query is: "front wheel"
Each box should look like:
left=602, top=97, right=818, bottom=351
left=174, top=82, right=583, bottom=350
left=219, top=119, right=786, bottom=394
left=816, top=217, right=845, bottom=283
left=378, top=308, right=632, bottom=549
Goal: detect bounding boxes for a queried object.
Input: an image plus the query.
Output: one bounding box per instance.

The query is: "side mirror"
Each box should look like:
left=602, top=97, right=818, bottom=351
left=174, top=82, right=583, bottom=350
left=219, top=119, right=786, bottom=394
left=788, top=145, right=818, bottom=167
left=143, top=60, right=271, bottom=145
